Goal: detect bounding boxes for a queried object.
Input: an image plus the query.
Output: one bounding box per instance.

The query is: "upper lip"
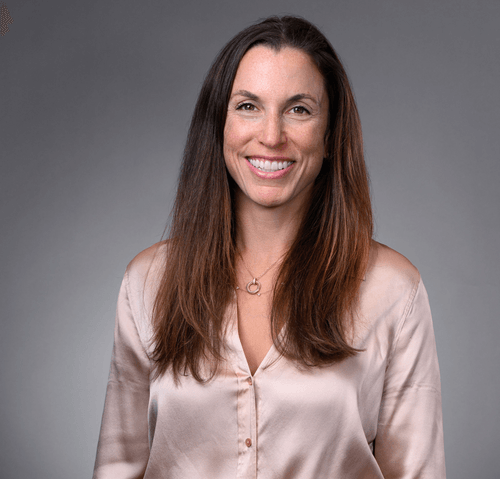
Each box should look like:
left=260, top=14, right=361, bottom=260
left=247, top=155, right=293, bottom=161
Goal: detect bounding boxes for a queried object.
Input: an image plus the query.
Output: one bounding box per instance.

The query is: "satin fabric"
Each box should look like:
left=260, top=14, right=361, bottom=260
left=93, top=242, right=445, bottom=478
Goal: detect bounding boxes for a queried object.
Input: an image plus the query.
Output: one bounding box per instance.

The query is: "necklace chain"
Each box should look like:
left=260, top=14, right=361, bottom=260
left=236, top=250, right=286, bottom=296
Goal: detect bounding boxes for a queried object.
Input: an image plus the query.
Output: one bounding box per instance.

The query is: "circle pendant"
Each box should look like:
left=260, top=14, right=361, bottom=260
left=246, top=278, right=261, bottom=295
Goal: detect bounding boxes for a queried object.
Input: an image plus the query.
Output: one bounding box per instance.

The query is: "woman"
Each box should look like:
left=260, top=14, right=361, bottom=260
left=93, top=16, right=445, bottom=478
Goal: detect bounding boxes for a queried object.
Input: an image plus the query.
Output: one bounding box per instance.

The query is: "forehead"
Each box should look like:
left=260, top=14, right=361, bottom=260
left=231, top=45, right=326, bottom=98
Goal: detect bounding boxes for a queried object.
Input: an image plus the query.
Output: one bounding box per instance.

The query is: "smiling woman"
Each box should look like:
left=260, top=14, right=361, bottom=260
left=93, top=15, right=445, bottom=479
left=224, top=46, right=328, bottom=211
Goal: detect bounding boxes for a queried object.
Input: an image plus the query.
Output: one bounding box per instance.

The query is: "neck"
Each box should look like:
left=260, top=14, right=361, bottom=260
left=234, top=190, right=309, bottom=266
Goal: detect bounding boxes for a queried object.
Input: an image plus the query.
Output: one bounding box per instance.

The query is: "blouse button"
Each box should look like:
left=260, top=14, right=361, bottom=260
left=245, top=438, right=252, bottom=447
left=247, top=377, right=253, bottom=386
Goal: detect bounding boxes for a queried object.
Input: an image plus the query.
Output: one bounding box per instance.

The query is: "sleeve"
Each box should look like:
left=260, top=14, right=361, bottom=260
left=93, top=270, right=151, bottom=479
left=374, top=278, right=446, bottom=479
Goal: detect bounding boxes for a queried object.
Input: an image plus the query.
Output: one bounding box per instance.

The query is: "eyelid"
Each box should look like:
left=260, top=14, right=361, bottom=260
left=234, top=102, right=312, bottom=114
left=289, top=105, right=311, bottom=114
left=236, top=101, right=258, bottom=111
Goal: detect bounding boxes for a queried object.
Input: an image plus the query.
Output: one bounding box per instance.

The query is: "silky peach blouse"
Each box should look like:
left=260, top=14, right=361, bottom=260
left=93, top=242, right=445, bottom=478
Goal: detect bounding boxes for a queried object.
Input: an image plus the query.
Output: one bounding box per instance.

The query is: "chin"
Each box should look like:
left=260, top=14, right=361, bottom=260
left=249, top=191, right=286, bottom=207
left=255, top=197, right=291, bottom=210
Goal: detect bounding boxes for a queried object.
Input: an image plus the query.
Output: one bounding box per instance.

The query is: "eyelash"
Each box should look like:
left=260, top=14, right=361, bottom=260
left=236, top=103, right=311, bottom=115
left=237, top=103, right=257, bottom=111
left=290, top=106, right=310, bottom=115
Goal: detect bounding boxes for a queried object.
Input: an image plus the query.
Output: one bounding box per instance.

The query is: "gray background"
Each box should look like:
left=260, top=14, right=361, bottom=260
left=1, top=0, right=499, bottom=477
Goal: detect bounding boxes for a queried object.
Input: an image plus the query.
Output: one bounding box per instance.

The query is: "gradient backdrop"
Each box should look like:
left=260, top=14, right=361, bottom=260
left=1, top=1, right=499, bottom=478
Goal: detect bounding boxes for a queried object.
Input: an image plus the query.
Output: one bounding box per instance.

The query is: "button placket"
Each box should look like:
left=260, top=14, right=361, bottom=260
left=248, top=375, right=257, bottom=478
left=247, top=377, right=253, bottom=447
left=236, top=371, right=257, bottom=478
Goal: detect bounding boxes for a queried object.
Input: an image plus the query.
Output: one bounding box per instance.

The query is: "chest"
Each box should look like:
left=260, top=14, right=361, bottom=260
left=235, top=290, right=274, bottom=375
left=147, top=346, right=385, bottom=472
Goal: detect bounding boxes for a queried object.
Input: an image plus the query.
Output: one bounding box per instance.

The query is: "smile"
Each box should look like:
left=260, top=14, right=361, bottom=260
left=248, top=158, right=294, bottom=172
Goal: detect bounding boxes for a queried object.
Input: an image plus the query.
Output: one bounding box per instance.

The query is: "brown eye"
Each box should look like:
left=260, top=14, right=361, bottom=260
left=237, top=103, right=257, bottom=111
left=291, top=106, right=310, bottom=114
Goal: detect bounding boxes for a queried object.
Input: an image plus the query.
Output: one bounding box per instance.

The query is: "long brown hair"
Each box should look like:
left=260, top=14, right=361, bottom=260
left=151, top=16, right=373, bottom=382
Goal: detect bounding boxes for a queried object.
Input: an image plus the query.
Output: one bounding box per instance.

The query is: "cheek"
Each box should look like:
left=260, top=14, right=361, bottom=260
left=296, top=125, right=327, bottom=157
left=312, top=119, right=328, bottom=157
left=223, top=117, right=248, bottom=153
left=223, top=121, right=243, bottom=180
left=223, top=133, right=236, bottom=172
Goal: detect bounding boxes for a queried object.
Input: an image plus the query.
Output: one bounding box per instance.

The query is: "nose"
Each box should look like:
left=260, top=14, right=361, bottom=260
left=258, top=113, right=286, bottom=149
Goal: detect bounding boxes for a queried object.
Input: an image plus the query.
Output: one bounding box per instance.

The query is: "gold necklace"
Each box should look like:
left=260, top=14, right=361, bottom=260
left=236, top=250, right=286, bottom=296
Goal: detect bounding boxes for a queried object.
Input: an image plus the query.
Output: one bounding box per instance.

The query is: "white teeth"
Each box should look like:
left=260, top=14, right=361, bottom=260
left=249, top=158, right=293, bottom=172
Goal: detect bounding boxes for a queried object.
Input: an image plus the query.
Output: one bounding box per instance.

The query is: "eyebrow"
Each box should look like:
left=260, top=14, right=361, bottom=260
left=230, top=90, right=320, bottom=105
left=231, top=90, right=260, bottom=101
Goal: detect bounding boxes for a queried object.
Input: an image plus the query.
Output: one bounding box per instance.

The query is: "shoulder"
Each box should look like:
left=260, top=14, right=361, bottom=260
left=358, top=241, right=421, bottom=320
left=128, top=241, right=168, bottom=270
left=122, top=241, right=168, bottom=309
left=355, top=241, right=423, bottom=343
left=114, top=242, right=169, bottom=342
left=126, top=241, right=167, bottom=283
left=365, top=240, right=420, bottom=289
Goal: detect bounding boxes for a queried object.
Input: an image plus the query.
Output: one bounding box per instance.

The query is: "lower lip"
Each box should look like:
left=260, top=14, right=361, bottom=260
left=246, top=159, right=295, bottom=179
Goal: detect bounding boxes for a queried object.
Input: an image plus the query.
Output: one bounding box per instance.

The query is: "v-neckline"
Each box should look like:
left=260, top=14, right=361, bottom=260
left=226, top=296, right=283, bottom=377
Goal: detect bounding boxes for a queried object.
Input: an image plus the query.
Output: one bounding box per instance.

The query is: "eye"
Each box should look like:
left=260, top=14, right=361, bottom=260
left=290, top=105, right=310, bottom=115
left=236, top=102, right=257, bottom=111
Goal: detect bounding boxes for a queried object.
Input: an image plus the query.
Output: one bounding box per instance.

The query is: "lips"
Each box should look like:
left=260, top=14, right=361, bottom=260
left=248, top=158, right=294, bottom=173
left=246, top=157, right=295, bottom=179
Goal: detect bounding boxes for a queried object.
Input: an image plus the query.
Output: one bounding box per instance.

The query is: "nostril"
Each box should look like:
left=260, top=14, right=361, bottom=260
left=259, top=129, right=287, bottom=149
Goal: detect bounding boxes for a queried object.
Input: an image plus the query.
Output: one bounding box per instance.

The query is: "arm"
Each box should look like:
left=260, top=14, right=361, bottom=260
left=374, top=278, right=446, bottom=478
left=93, top=270, right=151, bottom=479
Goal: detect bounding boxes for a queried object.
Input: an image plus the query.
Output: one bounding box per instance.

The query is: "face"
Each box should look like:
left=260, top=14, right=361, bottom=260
left=223, top=46, right=329, bottom=212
